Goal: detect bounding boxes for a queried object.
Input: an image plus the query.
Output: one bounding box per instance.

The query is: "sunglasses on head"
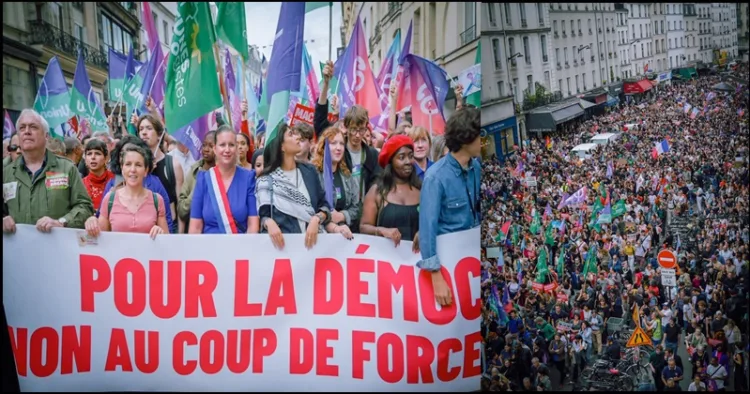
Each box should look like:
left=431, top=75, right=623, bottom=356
left=7, top=144, right=19, bottom=152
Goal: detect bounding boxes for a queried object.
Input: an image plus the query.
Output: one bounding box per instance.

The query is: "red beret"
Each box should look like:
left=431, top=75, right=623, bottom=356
left=378, top=134, right=413, bottom=168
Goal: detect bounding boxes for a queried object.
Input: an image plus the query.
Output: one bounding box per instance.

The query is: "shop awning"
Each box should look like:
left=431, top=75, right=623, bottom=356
left=579, top=99, right=597, bottom=110
left=623, top=79, right=654, bottom=95
left=526, top=101, right=585, bottom=133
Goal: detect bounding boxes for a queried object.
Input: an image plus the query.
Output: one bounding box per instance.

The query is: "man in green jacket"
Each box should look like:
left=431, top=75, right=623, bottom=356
left=3, top=109, right=93, bottom=233
left=535, top=317, right=557, bottom=342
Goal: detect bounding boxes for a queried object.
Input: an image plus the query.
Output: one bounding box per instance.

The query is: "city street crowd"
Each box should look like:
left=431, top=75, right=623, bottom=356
left=480, top=63, right=749, bottom=392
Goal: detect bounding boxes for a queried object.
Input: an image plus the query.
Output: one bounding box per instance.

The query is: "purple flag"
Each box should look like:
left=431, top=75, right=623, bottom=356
left=323, top=139, right=335, bottom=209
left=172, top=113, right=210, bottom=160
left=606, top=161, right=613, bottom=179
left=139, top=43, right=166, bottom=117
left=224, top=48, right=242, bottom=132
left=544, top=203, right=552, bottom=219
left=557, top=192, right=569, bottom=209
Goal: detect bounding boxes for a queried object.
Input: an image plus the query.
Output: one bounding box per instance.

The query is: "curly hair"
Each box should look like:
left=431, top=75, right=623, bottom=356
left=444, top=106, right=480, bottom=153
left=108, top=134, right=153, bottom=176
left=311, top=126, right=350, bottom=176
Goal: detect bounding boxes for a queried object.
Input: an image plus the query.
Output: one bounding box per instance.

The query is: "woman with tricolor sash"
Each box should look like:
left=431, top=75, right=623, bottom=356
left=188, top=126, right=259, bottom=234
left=256, top=123, right=331, bottom=250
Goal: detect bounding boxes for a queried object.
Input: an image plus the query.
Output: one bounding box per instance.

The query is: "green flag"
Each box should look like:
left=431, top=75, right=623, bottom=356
left=557, top=250, right=565, bottom=278
left=465, top=41, right=481, bottom=108
left=215, top=3, right=249, bottom=61
left=612, top=199, right=627, bottom=218
left=583, top=248, right=598, bottom=278
left=529, top=210, right=541, bottom=235
left=511, top=224, right=520, bottom=245
left=535, top=247, right=549, bottom=282
left=122, top=69, right=145, bottom=120
left=305, top=2, right=331, bottom=13
left=164, top=2, right=223, bottom=133
left=544, top=223, right=555, bottom=246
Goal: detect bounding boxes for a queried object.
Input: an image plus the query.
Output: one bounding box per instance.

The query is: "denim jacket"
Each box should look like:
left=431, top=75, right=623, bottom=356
left=417, top=154, right=481, bottom=271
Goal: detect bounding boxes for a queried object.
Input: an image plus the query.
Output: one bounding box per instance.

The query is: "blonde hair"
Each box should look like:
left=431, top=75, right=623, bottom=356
left=407, top=126, right=431, bottom=146
left=311, top=126, right=351, bottom=176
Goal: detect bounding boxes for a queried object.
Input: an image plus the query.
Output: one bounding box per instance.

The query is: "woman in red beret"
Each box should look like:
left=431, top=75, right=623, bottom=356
left=359, top=134, right=421, bottom=253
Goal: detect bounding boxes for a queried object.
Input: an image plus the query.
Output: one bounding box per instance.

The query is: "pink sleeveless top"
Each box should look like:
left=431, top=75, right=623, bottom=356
left=100, top=190, right=166, bottom=234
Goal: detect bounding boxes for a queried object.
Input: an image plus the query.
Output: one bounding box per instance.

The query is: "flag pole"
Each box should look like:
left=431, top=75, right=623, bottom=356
left=328, top=2, right=333, bottom=60
left=213, top=43, right=234, bottom=130
left=240, top=57, right=252, bottom=137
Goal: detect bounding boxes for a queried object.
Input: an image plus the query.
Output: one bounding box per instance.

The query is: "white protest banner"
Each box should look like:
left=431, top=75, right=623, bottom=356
left=456, top=63, right=481, bottom=97
left=3, top=226, right=481, bottom=392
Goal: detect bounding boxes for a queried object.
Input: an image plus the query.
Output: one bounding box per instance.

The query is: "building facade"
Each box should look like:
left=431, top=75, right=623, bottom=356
left=740, top=3, right=749, bottom=60
left=482, top=2, right=553, bottom=160
left=3, top=2, right=141, bottom=123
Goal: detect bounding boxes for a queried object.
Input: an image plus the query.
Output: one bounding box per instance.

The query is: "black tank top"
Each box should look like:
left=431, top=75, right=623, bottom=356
left=377, top=202, right=419, bottom=242
left=154, top=154, right=176, bottom=207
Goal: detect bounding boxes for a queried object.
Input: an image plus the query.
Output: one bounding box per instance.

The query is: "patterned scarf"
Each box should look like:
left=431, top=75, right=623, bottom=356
left=256, top=167, right=324, bottom=233
left=83, top=170, right=114, bottom=210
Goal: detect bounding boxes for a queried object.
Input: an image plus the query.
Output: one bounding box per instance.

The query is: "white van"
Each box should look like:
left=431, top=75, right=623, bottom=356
left=589, top=132, right=621, bottom=146
left=571, top=143, right=599, bottom=160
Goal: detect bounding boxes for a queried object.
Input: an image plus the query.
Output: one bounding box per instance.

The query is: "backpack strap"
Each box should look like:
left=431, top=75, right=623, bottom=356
left=164, top=154, right=175, bottom=189
left=107, top=190, right=116, bottom=216
left=152, top=191, right=159, bottom=213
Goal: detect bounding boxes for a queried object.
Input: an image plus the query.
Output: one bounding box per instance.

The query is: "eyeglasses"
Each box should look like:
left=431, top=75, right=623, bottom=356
left=348, top=127, right=367, bottom=135
left=7, top=144, right=19, bottom=152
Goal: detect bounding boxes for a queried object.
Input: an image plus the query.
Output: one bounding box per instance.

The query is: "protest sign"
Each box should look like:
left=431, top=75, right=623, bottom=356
left=3, top=226, right=481, bottom=391
left=290, top=103, right=337, bottom=127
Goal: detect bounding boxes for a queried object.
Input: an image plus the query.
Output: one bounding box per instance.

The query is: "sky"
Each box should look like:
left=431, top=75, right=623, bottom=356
left=244, top=2, right=343, bottom=81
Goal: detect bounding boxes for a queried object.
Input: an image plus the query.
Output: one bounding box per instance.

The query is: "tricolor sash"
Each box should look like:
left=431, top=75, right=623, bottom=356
left=206, top=166, right=239, bottom=234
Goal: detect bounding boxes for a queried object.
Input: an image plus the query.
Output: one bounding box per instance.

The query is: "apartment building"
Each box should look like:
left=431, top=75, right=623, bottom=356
left=3, top=2, right=142, bottom=121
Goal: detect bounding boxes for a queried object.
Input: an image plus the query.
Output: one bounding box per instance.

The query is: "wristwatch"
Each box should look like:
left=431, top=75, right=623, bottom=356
left=58, top=217, right=68, bottom=227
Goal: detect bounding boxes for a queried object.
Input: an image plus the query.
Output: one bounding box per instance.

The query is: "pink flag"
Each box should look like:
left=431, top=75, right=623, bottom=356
left=4, top=110, right=16, bottom=139
left=142, top=2, right=160, bottom=51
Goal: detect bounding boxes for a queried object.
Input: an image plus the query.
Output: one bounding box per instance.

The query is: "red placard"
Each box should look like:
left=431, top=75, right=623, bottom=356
left=290, top=103, right=338, bottom=127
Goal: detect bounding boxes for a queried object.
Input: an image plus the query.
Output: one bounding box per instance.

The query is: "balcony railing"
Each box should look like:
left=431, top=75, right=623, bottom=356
left=460, top=25, right=476, bottom=46
left=27, top=20, right=108, bottom=69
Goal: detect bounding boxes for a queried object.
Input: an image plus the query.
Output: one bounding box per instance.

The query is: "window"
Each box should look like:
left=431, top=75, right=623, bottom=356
left=101, top=14, right=135, bottom=55
left=492, top=38, right=502, bottom=69
left=508, top=37, right=515, bottom=64
left=465, top=2, right=475, bottom=30
left=113, top=23, right=124, bottom=53
left=504, top=3, right=511, bottom=25
left=562, top=20, right=566, bottom=33
left=163, top=21, right=169, bottom=43
left=578, top=19, right=582, bottom=32
left=582, top=73, right=587, bottom=90
left=519, top=4, right=526, bottom=25
left=49, top=3, right=63, bottom=30
left=566, top=77, right=571, bottom=94
left=555, top=47, right=560, bottom=64
left=575, top=75, right=579, bottom=92
left=593, top=70, right=597, bottom=84
left=537, top=3, right=544, bottom=25
left=558, top=79, right=563, bottom=92
left=526, top=75, right=533, bottom=95
left=588, top=19, right=592, bottom=32
left=554, top=20, right=558, bottom=34
left=544, top=71, right=550, bottom=89
left=541, top=35, right=548, bottom=61
left=497, top=81, right=505, bottom=97
left=74, top=23, right=84, bottom=42
left=564, top=47, right=568, bottom=62
left=512, top=78, right=519, bottom=101
left=680, top=37, right=683, bottom=47
left=487, top=3, right=496, bottom=27
left=523, top=36, right=530, bottom=64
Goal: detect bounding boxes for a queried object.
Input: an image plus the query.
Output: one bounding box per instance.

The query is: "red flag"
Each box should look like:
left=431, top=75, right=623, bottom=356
left=396, top=56, right=447, bottom=134
left=67, top=116, right=79, bottom=134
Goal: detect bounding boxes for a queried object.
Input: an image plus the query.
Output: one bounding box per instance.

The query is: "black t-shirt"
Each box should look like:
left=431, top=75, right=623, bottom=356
left=665, top=323, right=681, bottom=342
left=333, top=171, right=346, bottom=212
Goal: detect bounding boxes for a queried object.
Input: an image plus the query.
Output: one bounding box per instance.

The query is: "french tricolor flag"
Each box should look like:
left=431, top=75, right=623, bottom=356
left=652, top=139, right=670, bottom=158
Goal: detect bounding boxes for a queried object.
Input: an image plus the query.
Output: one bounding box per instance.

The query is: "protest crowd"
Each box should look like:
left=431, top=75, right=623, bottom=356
left=480, top=63, right=749, bottom=392
left=2, top=2, right=482, bottom=391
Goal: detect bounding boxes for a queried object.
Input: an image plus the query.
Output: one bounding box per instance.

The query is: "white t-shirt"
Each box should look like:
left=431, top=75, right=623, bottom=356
left=348, top=146, right=363, bottom=188
left=661, top=308, right=673, bottom=327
